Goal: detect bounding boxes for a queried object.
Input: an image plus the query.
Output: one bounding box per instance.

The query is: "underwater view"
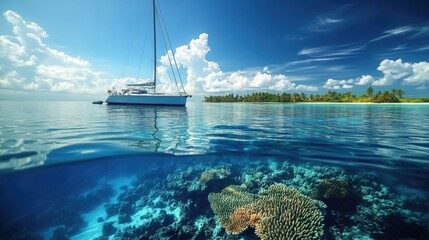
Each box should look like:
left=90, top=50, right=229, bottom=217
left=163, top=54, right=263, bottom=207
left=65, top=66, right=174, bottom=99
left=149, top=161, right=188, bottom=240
left=0, top=101, right=428, bottom=240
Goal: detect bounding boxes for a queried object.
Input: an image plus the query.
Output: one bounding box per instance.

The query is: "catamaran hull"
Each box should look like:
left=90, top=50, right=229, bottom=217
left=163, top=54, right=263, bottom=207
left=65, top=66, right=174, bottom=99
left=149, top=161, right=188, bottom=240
left=105, top=95, right=188, bottom=106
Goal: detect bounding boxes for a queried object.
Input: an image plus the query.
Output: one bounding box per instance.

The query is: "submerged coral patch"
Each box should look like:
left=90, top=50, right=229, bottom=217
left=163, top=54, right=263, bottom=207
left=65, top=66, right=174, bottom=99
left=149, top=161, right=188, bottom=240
left=315, top=179, right=348, bottom=199
left=199, top=168, right=231, bottom=185
left=209, top=184, right=324, bottom=240
left=207, top=184, right=255, bottom=233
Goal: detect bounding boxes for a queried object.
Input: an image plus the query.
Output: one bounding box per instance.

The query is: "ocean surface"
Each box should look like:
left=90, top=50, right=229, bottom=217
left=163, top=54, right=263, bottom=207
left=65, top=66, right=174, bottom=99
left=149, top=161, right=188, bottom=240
left=0, top=101, right=428, bottom=240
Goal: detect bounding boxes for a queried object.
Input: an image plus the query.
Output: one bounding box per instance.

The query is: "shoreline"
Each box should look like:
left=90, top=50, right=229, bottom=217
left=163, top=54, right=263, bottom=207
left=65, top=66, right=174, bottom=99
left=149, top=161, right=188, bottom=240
left=205, top=101, right=429, bottom=105
left=295, top=102, right=429, bottom=105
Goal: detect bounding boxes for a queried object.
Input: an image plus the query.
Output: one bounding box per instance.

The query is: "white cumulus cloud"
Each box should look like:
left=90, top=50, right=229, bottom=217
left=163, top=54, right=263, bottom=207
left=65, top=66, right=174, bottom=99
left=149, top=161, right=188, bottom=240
left=0, top=11, right=318, bottom=95
left=403, top=61, right=429, bottom=85
left=159, top=33, right=318, bottom=93
left=355, top=75, right=375, bottom=85
left=323, top=78, right=354, bottom=89
left=325, top=59, right=429, bottom=89
left=0, top=71, right=25, bottom=88
left=0, top=10, right=105, bottom=94
left=373, top=59, right=413, bottom=86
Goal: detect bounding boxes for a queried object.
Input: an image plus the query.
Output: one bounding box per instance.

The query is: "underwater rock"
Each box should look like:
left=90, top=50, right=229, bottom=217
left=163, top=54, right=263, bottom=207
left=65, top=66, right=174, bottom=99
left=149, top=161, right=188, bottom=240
left=104, top=203, right=120, bottom=217
left=118, top=202, right=133, bottom=215
left=146, top=219, right=162, bottom=234
left=175, top=223, right=196, bottom=240
left=118, top=188, right=141, bottom=204
left=113, top=226, right=139, bottom=239
left=159, top=210, right=175, bottom=226
left=102, top=221, right=117, bottom=236
left=118, top=213, right=131, bottom=224
left=51, top=227, right=68, bottom=240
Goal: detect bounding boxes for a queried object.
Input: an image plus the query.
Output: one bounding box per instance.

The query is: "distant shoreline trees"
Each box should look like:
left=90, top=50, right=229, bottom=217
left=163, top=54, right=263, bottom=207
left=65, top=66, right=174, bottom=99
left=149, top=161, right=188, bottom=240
left=204, top=88, right=429, bottom=103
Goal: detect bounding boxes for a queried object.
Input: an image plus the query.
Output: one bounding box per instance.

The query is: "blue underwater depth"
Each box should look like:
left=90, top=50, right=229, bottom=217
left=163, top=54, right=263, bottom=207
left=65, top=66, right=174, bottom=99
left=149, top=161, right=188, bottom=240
left=0, top=101, right=428, bottom=239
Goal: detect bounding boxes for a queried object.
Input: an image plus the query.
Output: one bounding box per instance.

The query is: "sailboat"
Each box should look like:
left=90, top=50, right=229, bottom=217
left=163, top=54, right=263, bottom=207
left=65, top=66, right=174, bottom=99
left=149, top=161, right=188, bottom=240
left=105, top=0, right=190, bottom=106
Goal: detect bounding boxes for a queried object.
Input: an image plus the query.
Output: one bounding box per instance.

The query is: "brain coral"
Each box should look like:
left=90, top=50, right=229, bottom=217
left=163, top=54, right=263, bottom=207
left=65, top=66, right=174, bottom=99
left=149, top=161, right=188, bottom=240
left=209, top=184, right=324, bottom=240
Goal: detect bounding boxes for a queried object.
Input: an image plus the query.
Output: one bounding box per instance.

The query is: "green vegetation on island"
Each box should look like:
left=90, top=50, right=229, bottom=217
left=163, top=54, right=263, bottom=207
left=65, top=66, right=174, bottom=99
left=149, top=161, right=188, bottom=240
left=204, top=87, right=429, bottom=103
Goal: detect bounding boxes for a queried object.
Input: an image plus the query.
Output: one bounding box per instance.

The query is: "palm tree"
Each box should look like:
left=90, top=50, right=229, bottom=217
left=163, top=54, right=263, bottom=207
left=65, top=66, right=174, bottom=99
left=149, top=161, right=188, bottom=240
left=343, top=92, right=356, bottom=102
left=392, top=89, right=399, bottom=98
left=365, top=87, right=374, bottom=98
left=398, top=89, right=405, bottom=99
left=391, top=89, right=405, bottom=99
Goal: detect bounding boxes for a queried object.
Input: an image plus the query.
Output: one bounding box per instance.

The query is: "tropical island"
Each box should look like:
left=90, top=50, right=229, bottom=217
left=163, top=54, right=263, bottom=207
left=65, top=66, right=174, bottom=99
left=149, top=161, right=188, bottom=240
left=204, top=87, right=429, bottom=103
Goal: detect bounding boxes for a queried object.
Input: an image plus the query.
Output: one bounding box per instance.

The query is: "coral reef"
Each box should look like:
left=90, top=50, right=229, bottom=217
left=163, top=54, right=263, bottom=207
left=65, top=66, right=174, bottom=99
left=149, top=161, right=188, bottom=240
left=3, top=157, right=428, bottom=240
left=253, top=184, right=324, bottom=240
left=285, top=163, right=347, bottom=196
left=200, top=168, right=231, bottom=185
left=315, top=179, right=348, bottom=199
left=209, top=184, right=324, bottom=240
left=102, top=221, right=116, bottom=236
left=106, top=162, right=240, bottom=239
left=208, top=185, right=255, bottom=233
left=228, top=206, right=260, bottom=234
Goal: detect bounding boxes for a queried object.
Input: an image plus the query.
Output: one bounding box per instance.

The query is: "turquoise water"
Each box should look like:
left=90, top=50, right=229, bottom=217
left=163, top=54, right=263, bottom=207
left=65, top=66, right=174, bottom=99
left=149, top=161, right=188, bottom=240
left=0, top=101, right=428, bottom=239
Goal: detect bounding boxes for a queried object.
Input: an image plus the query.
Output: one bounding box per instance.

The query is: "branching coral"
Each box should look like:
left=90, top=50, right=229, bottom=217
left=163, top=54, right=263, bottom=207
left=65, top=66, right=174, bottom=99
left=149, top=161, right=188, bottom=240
left=253, top=185, right=324, bottom=239
left=207, top=185, right=255, bottom=233
left=209, top=184, right=324, bottom=240
left=226, top=206, right=260, bottom=234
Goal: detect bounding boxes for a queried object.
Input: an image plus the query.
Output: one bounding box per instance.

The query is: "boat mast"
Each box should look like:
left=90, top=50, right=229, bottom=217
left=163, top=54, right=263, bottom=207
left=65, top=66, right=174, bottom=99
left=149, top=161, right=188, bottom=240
left=153, top=0, right=157, bottom=92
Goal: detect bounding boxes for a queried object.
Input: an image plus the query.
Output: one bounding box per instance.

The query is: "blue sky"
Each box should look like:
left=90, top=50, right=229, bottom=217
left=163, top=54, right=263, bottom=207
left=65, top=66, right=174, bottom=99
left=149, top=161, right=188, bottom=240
left=0, top=0, right=428, bottom=99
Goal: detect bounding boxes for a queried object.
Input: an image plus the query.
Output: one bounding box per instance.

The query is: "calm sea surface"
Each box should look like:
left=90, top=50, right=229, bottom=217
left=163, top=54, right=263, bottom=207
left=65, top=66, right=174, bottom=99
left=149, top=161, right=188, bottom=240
left=0, top=101, right=428, bottom=239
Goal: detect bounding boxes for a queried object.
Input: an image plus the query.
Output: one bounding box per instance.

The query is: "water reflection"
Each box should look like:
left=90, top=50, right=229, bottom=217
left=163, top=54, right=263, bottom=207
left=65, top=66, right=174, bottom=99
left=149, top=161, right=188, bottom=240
left=105, top=105, right=189, bottom=153
left=0, top=102, right=192, bottom=172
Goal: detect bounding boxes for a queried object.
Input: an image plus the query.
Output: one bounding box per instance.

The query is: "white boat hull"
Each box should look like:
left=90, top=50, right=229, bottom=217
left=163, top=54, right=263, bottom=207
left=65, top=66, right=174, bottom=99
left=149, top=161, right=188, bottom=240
left=105, top=94, right=188, bottom=106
